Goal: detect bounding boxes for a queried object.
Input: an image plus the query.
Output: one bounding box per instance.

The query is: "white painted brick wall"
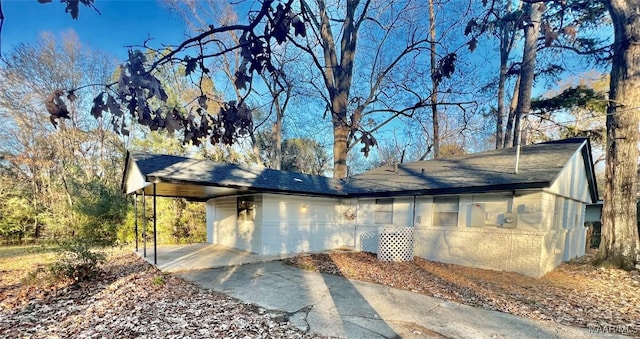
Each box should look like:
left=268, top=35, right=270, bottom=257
left=411, top=227, right=567, bottom=277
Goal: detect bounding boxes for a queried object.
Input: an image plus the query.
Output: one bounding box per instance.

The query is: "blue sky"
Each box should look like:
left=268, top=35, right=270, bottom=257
left=1, top=0, right=186, bottom=59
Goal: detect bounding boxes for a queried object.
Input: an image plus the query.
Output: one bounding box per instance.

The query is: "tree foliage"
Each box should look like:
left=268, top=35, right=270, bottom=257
left=469, top=0, right=610, bottom=148
left=281, top=138, right=330, bottom=175
left=0, top=32, right=127, bottom=245
left=39, top=0, right=481, bottom=178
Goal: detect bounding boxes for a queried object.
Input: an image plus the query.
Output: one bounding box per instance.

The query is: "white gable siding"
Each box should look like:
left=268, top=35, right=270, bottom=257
left=123, top=160, right=147, bottom=194
left=548, top=150, right=592, bottom=203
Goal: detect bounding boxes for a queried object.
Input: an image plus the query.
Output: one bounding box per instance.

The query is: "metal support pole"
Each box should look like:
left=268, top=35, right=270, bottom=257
left=134, top=193, right=139, bottom=252
left=143, top=189, right=147, bottom=258
left=153, top=183, right=157, bottom=265
left=514, top=114, right=526, bottom=174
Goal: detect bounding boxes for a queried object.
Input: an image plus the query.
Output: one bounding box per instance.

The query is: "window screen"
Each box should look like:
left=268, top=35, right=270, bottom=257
left=433, top=196, right=459, bottom=226
left=374, top=198, right=394, bottom=224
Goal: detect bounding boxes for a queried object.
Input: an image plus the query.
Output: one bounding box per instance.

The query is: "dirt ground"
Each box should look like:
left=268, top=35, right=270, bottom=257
left=284, top=249, right=640, bottom=335
left=0, top=247, right=316, bottom=338
left=2, top=246, right=638, bottom=337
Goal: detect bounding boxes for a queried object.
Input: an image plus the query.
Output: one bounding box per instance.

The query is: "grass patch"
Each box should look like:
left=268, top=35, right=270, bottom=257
left=0, top=245, right=56, bottom=272
left=0, top=244, right=52, bottom=259
left=153, top=274, right=166, bottom=286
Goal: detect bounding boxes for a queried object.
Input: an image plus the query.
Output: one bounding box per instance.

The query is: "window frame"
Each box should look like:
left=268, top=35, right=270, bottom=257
left=374, top=198, right=394, bottom=224
left=237, top=196, right=255, bottom=222
left=433, top=196, right=459, bottom=227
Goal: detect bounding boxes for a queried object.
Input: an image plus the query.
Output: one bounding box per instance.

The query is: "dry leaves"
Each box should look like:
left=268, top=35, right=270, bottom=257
left=284, top=249, right=640, bottom=335
left=0, top=250, right=318, bottom=338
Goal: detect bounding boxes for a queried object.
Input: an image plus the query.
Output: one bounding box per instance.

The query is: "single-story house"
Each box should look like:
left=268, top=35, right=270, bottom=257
left=122, top=137, right=598, bottom=277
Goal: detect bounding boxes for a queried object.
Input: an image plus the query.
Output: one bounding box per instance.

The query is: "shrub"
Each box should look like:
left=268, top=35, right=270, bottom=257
left=48, top=237, right=105, bottom=282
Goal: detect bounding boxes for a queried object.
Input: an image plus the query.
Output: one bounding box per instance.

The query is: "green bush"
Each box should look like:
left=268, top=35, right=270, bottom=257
left=73, top=181, right=129, bottom=246
left=48, top=238, right=105, bottom=282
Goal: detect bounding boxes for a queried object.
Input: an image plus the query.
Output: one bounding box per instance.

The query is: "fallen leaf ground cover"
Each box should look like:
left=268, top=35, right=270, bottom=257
left=284, top=249, right=640, bottom=336
left=0, top=246, right=315, bottom=338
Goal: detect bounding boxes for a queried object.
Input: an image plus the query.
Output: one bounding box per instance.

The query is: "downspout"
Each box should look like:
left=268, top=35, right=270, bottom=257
left=412, top=195, right=417, bottom=227
left=514, top=114, right=526, bottom=174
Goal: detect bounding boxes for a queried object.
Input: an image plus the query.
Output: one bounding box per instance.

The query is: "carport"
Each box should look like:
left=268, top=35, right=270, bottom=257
left=121, top=150, right=347, bottom=264
left=121, top=151, right=262, bottom=264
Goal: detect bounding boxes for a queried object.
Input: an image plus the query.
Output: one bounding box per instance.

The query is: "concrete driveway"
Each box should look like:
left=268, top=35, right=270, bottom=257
left=150, top=245, right=625, bottom=339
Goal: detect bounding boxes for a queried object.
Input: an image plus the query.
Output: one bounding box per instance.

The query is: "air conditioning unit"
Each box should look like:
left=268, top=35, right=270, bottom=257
left=502, top=212, right=518, bottom=228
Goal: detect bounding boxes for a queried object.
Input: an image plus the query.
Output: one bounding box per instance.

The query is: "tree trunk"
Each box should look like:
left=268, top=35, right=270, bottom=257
left=496, top=61, right=506, bottom=149
left=317, top=0, right=357, bottom=179
left=495, top=2, right=515, bottom=150
left=429, top=0, right=440, bottom=158
left=513, top=3, right=544, bottom=147
left=600, top=0, right=640, bottom=269
left=503, top=75, right=520, bottom=148
left=272, top=106, right=283, bottom=170
left=332, top=88, right=350, bottom=178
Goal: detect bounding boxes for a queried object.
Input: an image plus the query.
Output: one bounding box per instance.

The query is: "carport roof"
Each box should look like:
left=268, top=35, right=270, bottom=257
left=121, top=138, right=597, bottom=202
left=122, top=152, right=347, bottom=200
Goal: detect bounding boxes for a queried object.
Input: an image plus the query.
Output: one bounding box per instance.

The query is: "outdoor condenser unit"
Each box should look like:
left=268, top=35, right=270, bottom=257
left=502, top=212, right=518, bottom=228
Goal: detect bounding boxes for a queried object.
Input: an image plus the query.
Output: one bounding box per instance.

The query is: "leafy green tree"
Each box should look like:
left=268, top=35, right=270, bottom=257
left=0, top=31, right=125, bottom=244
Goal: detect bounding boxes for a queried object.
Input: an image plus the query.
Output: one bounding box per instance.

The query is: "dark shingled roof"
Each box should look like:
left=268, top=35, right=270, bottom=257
left=123, top=138, right=597, bottom=202
left=127, top=152, right=347, bottom=198
left=346, top=138, right=596, bottom=201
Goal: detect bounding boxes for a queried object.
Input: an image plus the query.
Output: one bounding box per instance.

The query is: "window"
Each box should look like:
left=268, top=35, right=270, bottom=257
left=374, top=198, right=394, bottom=224
left=237, top=196, right=255, bottom=222
left=433, top=196, right=459, bottom=226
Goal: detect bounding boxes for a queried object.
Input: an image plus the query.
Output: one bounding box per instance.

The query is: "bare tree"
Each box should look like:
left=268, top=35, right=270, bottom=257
left=512, top=2, right=545, bottom=147
left=165, top=0, right=304, bottom=169
left=290, top=0, right=477, bottom=177
left=0, top=31, right=123, bottom=240
left=600, top=0, right=640, bottom=269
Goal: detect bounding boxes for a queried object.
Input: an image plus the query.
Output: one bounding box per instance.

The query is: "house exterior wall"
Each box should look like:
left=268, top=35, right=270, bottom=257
left=546, top=149, right=592, bottom=263
left=548, top=150, right=592, bottom=203
left=410, top=192, right=564, bottom=277
left=206, top=195, right=262, bottom=253
left=355, top=197, right=415, bottom=252
left=259, top=194, right=355, bottom=255
left=206, top=201, right=214, bottom=244
left=202, top=147, right=592, bottom=277
left=352, top=191, right=585, bottom=277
